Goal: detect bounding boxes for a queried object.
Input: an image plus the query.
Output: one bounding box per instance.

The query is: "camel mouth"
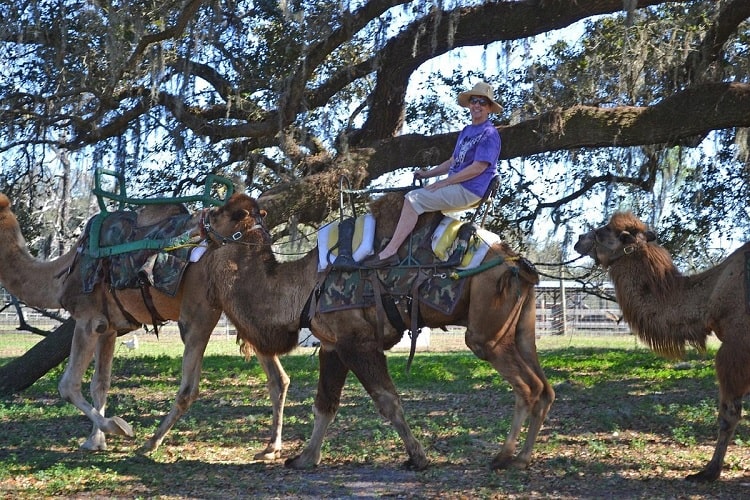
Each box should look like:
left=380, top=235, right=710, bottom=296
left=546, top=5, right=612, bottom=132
left=573, top=233, right=595, bottom=256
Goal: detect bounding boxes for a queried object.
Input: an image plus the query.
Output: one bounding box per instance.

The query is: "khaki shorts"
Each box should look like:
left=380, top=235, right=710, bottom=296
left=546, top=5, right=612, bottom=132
left=405, top=184, right=481, bottom=215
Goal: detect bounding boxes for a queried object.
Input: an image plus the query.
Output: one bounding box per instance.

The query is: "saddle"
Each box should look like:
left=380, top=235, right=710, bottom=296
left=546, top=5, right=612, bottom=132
left=78, top=206, right=201, bottom=297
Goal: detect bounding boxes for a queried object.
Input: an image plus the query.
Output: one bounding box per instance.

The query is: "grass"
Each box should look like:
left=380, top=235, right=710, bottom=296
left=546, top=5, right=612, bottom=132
left=0, top=331, right=748, bottom=498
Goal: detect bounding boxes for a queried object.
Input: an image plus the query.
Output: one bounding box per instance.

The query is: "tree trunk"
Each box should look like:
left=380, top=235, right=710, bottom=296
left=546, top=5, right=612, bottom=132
left=0, top=318, right=74, bottom=395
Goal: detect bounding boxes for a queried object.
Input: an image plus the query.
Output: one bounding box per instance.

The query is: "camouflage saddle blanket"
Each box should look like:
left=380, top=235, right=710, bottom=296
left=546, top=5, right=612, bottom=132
left=318, top=266, right=467, bottom=316
left=79, top=207, right=199, bottom=296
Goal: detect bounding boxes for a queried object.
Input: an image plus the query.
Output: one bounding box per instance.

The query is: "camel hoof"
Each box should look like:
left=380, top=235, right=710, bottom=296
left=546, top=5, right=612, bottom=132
left=490, top=454, right=528, bottom=471
left=102, top=416, right=134, bottom=437
left=284, top=455, right=317, bottom=469
left=403, top=457, right=429, bottom=471
left=685, top=469, right=719, bottom=482
left=137, top=438, right=159, bottom=455
left=254, top=449, right=281, bottom=461
left=80, top=439, right=107, bottom=451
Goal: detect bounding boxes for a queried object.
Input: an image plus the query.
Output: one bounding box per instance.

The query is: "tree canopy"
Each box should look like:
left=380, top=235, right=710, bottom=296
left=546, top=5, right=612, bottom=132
left=1, top=0, right=749, bottom=268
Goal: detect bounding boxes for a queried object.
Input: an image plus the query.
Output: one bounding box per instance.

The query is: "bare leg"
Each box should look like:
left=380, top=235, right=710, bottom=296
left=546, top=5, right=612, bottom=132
left=254, top=353, right=290, bottom=460
left=285, top=348, right=349, bottom=469
left=377, top=200, right=419, bottom=259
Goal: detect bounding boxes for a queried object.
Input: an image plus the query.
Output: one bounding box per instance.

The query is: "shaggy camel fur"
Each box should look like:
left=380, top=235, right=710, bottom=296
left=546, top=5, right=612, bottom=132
left=0, top=193, right=294, bottom=459
left=208, top=192, right=555, bottom=470
left=574, top=211, right=750, bottom=482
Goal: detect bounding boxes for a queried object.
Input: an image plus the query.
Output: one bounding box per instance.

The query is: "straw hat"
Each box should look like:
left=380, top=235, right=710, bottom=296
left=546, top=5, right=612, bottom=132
left=457, top=81, right=503, bottom=114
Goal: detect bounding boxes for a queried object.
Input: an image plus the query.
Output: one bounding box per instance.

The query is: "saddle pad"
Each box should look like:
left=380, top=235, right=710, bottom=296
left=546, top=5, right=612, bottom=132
left=318, top=267, right=466, bottom=316
left=431, top=216, right=500, bottom=269
left=317, top=214, right=375, bottom=271
left=79, top=210, right=197, bottom=296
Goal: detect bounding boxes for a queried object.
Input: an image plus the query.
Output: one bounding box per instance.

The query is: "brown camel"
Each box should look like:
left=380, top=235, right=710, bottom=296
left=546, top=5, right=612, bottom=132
left=0, top=193, right=294, bottom=459
left=574, top=211, right=750, bottom=482
left=205, top=191, right=555, bottom=470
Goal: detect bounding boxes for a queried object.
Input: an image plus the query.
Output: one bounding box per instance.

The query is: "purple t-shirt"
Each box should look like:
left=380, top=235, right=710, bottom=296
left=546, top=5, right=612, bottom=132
left=448, top=120, right=501, bottom=197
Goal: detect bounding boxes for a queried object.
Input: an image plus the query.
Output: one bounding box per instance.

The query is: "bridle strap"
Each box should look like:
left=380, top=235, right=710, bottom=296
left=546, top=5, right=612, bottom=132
left=593, top=237, right=637, bottom=263
left=200, top=209, right=266, bottom=246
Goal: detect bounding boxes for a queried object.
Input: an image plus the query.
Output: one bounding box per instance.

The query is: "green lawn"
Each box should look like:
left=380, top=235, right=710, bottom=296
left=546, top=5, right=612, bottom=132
left=0, top=331, right=746, bottom=498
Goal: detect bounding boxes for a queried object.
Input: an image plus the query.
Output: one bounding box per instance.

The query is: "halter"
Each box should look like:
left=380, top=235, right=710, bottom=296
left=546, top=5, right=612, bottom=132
left=591, top=231, right=639, bottom=265
left=200, top=208, right=269, bottom=246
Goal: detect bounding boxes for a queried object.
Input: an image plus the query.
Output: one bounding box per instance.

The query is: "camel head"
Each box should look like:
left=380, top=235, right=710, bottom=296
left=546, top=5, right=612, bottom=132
left=203, top=193, right=272, bottom=248
left=0, top=193, right=27, bottom=249
left=0, top=193, right=16, bottom=227
left=574, top=212, right=656, bottom=267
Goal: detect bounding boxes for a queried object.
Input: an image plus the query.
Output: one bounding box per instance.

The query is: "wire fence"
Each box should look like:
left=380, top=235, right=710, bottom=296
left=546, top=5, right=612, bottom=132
left=1, top=280, right=633, bottom=352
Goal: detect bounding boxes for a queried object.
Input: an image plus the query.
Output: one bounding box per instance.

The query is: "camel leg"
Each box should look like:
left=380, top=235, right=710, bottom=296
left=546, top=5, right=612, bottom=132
left=81, top=330, right=119, bottom=450
left=504, top=300, right=555, bottom=469
left=140, top=312, right=218, bottom=453
left=466, top=294, right=554, bottom=470
left=490, top=353, right=554, bottom=470
left=687, top=341, right=748, bottom=482
left=336, top=341, right=428, bottom=470
left=58, top=317, right=134, bottom=450
left=285, top=348, right=349, bottom=469
left=253, top=353, right=290, bottom=460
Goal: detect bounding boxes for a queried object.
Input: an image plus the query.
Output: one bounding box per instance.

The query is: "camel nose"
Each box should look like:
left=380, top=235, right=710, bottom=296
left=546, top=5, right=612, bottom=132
left=573, top=233, right=593, bottom=254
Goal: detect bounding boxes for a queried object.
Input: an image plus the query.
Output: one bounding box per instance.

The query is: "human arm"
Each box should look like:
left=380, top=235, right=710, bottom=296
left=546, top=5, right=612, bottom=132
left=413, top=157, right=453, bottom=180
left=424, top=160, right=490, bottom=192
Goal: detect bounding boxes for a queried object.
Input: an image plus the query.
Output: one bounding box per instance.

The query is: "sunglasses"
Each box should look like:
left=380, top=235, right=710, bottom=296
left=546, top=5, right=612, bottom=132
left=469, top=97, right=490, bottom=106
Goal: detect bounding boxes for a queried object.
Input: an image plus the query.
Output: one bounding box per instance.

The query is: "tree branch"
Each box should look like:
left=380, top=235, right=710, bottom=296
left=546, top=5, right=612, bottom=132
left=683, top=0, right=750, bottom=84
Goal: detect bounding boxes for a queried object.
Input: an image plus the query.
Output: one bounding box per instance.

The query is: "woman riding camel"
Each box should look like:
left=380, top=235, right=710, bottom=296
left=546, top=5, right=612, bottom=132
left=363, top=80, right=503, bottom=268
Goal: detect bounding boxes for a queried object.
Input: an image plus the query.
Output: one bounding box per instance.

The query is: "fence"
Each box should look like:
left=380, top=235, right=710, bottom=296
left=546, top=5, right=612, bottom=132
left=1, top=280, right=632, bottom=341
left=536, top=280, right=631, bottom=336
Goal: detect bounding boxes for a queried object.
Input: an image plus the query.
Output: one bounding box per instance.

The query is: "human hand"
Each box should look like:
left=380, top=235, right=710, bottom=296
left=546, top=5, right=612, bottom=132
left=413, top=168, right=429, bottom=180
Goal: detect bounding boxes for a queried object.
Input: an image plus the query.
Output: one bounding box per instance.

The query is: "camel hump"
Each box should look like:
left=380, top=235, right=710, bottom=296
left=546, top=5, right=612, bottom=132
left=136, top=203, right=189, bottom=226
left=0, top=193, right=10, bottom=210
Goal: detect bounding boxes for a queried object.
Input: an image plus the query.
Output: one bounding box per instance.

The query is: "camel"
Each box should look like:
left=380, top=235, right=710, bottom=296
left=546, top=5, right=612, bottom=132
left=574, top=211, right=750, bottom=482
left=204, top=191, right=555, bottom=470
left=0, top=193, right=294, bottom=459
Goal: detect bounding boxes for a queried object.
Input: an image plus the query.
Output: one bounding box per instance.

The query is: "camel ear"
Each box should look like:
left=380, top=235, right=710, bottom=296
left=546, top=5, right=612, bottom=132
left=618, top=230, right=637, bottom=244
left=644, top=230, right=656, bottom=242
left=232, top=209, right=250, bottom=221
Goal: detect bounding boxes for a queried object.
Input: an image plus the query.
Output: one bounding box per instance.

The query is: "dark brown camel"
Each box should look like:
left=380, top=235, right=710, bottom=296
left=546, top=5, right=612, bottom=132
left=206, top=192, right=555, bottom=470
left=0, top=193, right=294, bottom=459
left=574, top=211, right=750, bottom=481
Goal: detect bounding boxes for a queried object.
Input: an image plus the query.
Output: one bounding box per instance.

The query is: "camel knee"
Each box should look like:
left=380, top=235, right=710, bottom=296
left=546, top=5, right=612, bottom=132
left=718, top=398, right=742, bottom=431
left=371, top=390, right=402, bottom=420
left=465, top=339, right=490, bottom=360
left=58, top=373, right=80, bottom=403
left=176, top=388, right=199, bottom=408
left=82, top=314, right=109, bottom=334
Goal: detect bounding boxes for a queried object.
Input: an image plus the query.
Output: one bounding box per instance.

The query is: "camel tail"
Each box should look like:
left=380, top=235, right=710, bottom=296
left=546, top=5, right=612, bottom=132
left=491, top=259, right=537, bottom=314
